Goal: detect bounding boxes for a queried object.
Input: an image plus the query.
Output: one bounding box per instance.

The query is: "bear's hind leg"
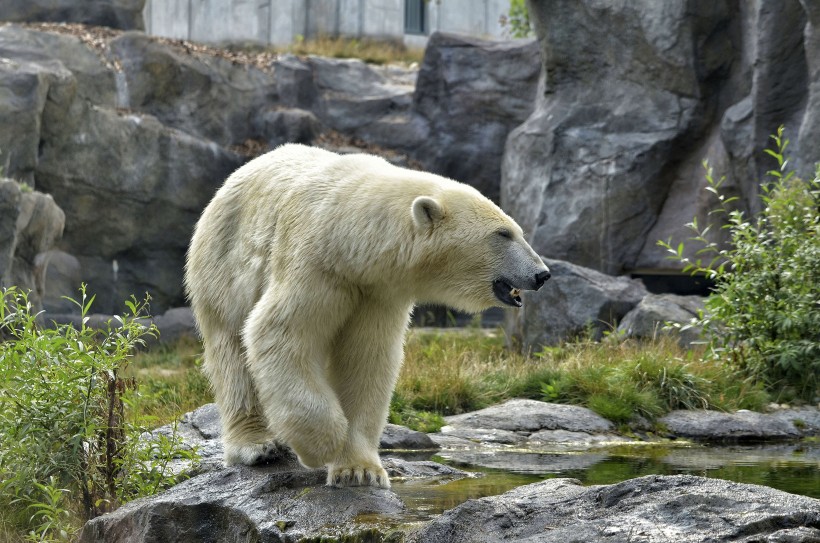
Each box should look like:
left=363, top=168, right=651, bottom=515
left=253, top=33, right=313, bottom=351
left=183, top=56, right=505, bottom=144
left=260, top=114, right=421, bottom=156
left=202, top=326, right=287, bottom=466
left=326, top=303, right=412, bottom=489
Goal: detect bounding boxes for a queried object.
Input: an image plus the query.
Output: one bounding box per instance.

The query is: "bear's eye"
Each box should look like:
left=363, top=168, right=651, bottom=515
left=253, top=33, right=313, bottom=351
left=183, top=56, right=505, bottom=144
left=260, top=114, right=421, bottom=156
left=496, top=229, right=512, bottom=239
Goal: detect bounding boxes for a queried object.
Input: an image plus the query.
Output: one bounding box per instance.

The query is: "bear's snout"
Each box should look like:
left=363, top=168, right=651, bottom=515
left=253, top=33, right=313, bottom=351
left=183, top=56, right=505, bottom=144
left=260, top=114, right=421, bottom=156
left=534, top=270, right=551, bottom=290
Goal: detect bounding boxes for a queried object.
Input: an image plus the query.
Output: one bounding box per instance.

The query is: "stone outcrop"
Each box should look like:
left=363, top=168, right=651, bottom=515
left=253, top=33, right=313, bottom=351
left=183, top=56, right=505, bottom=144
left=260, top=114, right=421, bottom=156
left=409, top=475, right=820, bottom=543
left=503, top=0, right=820, bottom=277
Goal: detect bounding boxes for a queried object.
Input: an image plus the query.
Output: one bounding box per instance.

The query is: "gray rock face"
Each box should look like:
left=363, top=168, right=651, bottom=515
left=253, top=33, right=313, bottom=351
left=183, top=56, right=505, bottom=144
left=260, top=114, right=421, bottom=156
left=661, top=409, right=802, bottom=441
left=616, top=293, right=705, bottom=346
left=413, top=33, right=540, bottom=201
left=36, top=106, right=242, bottom=312
left=110, top=32, right=278, bottom=148
left=409, top=475, right=820, bottom=543
left=0, top=0, right=145, bottom=30
left=503, top=0, right=820, bottom=277
left=506, top=258, right=648, bottom=350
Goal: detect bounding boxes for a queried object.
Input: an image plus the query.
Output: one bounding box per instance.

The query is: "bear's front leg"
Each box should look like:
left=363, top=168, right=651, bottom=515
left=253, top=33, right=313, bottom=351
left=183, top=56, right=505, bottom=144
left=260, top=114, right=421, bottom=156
left=243, top=285, right=351, bottom=469
left=326, top=302, right=411, bottom=489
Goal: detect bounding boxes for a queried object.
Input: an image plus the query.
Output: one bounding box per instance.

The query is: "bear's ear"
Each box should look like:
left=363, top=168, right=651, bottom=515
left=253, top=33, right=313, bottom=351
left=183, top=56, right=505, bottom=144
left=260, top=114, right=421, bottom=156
left=411, top=196, right=445, bottom=230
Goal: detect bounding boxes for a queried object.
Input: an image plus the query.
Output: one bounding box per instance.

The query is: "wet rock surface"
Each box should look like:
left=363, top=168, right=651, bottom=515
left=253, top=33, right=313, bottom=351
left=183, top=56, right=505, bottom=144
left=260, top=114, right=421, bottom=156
left=409, top=475, right=820, bottom=543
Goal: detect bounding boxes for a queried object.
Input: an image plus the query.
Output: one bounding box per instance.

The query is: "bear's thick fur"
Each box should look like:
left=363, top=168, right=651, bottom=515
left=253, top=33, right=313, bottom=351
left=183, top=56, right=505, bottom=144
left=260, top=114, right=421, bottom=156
left=185, top=145, right=549, bottom=488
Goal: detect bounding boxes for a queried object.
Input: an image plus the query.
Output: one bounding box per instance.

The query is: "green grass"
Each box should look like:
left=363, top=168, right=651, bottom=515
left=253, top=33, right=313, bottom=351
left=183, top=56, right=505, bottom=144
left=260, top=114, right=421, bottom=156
left=392, top=329, right=770, bottom=430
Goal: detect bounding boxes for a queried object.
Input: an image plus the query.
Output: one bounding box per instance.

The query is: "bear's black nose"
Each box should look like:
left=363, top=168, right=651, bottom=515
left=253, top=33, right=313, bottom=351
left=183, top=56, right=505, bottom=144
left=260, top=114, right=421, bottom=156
left=534, top=270, right=551, bottom=290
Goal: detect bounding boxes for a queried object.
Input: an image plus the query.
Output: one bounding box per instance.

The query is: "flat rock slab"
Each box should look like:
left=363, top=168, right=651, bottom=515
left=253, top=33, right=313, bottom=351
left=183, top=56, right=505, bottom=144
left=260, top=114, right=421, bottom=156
left=661, top=409, right=803, bottom=441
left=409, top=474, right=820, bottom=543
left=79, top=457, right=469, bottom=543
left=149, top=403, right=438, bottom=475
left=444, top=399, right=614, bottom=434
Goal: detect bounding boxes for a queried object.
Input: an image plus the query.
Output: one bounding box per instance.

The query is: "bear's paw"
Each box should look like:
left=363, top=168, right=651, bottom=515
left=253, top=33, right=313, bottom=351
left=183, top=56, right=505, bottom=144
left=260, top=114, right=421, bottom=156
left=327, top=461, right=390, bottom=489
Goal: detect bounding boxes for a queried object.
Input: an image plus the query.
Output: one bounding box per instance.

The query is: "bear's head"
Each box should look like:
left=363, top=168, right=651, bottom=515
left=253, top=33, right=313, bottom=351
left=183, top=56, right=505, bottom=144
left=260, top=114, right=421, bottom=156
left=410, top=186, right=550, bottom=313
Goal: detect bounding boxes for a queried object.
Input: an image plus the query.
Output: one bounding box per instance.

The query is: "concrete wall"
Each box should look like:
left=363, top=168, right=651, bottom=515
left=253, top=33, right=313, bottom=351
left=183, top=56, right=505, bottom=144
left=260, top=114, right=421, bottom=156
left=144, top=0, right=516, bottom=46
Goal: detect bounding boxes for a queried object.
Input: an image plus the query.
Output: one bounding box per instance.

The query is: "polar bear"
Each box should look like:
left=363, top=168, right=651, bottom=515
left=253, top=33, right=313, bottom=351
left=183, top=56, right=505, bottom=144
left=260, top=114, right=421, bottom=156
left=185, top=144, right=549, bottom=488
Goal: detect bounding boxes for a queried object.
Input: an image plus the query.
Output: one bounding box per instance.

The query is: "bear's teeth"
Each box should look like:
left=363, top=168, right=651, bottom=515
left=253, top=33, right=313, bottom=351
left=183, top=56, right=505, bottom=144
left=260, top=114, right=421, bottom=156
left=510, top=288, right=521, bottom=298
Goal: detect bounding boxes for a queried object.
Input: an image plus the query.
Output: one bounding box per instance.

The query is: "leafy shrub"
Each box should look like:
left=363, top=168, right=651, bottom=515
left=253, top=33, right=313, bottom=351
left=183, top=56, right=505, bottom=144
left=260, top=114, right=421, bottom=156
left=660, top=127, right=820, bottom=401
left=0, top=287, right=197, bottom=541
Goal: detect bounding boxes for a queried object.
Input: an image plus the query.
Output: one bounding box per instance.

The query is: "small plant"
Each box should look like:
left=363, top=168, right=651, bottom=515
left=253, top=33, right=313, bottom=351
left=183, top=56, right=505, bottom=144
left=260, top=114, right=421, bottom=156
left=500, top=0, right=533, bottom=38
left=0, top=286, right=198, bottom=541
left=659, top=127, right=820, bottom=401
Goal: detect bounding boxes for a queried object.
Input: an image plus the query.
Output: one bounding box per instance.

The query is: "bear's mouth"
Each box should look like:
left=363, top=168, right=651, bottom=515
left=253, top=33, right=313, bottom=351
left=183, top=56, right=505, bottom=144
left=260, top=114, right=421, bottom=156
left=493, top=279, right=522, bottom=307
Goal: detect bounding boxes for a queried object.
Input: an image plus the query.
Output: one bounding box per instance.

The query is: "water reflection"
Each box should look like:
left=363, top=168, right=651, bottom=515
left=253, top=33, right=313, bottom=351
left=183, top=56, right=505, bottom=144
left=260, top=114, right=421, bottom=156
left=386, top=441, right=820, bottom=521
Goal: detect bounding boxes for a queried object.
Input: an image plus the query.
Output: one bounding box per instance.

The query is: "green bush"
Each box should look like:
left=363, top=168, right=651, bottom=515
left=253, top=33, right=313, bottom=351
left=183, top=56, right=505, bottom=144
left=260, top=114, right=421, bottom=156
left=0, top=287, right=197, bottom=541
left=660, top=127, right=820, bottom=401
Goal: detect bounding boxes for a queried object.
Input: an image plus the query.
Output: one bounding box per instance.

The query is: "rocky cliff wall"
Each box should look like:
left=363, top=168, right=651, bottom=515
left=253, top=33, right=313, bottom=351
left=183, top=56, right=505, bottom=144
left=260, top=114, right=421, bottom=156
left=503, top=0, right=819, bottom=276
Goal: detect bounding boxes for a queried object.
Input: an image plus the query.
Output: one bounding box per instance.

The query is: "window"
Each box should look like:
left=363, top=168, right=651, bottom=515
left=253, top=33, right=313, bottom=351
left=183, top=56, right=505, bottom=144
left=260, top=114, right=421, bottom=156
left=405, top=0, right=426, bottom=34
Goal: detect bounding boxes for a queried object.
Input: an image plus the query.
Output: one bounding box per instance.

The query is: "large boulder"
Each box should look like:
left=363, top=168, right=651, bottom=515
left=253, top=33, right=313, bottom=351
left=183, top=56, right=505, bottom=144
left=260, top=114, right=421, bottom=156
left=0, top=0, right=145, bottom=30
left=412, top=33, right=540, bottom=201
left=503, top=0, right=820, bottom=276
left=506, top=258, right=648, bottom=350
left=616, top=293, right=705, bottom=346
left=409, top=475, right=820, bottom=543
left=0, top=179, right=65, bottom=311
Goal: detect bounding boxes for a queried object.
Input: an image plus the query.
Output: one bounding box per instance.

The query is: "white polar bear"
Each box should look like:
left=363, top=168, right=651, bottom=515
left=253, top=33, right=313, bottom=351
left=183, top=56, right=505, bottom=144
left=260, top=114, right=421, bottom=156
left=185, top=144, right=549, bottom=488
